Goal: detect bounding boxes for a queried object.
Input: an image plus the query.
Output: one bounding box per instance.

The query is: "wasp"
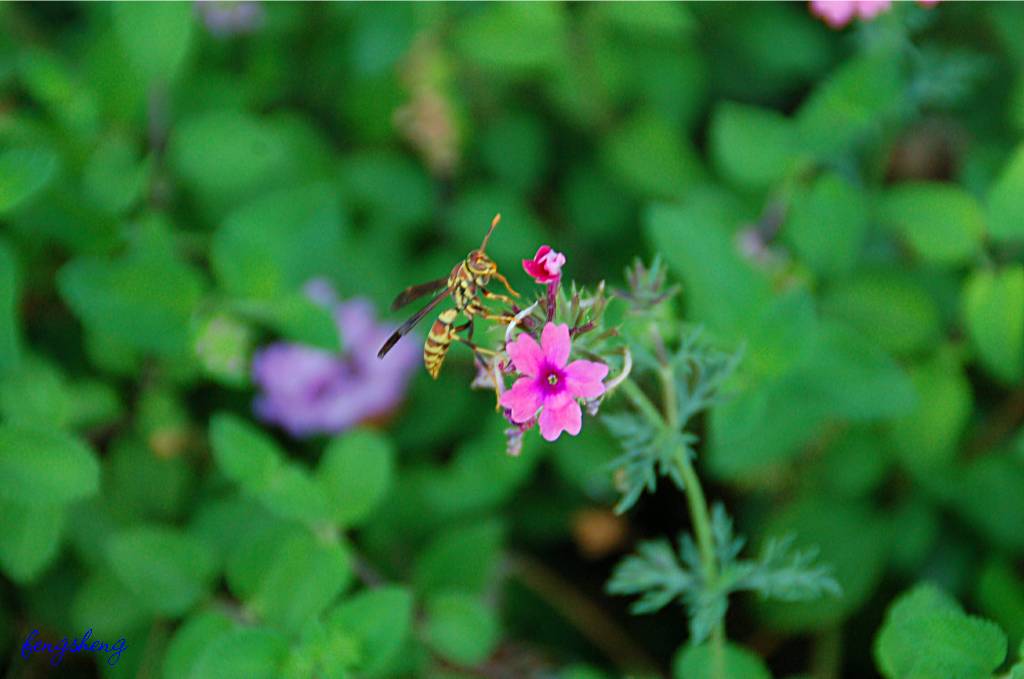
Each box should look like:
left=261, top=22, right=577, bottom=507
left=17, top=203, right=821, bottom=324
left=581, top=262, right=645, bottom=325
left=377, top=214, right=519, bottom=378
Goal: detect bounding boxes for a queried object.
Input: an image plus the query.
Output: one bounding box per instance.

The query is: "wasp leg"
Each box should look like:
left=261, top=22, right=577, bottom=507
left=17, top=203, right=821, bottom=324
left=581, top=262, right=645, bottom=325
left=480, top=287, right=518, bottom=308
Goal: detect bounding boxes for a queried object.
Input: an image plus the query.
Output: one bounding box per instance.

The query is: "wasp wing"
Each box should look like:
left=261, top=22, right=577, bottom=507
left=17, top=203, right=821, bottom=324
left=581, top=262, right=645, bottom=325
left=391, top=277, right=449, bottom=311
left=377, top=288, right=452, bottom=359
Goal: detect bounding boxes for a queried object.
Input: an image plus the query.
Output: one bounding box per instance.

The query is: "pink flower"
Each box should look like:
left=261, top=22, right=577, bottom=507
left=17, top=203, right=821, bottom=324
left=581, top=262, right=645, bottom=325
left=523, top=245, right=566, bottom=284
left=499, top=323, right=608, bottom=442
left=809, top=0, right=890, bottom=28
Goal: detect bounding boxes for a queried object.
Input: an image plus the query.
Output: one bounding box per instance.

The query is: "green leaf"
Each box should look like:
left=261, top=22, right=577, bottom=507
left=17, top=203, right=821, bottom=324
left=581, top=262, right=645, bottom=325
left=0, top=501, right=65, bottom=583
left=328, top=587, right=414, bottom=676
left=210, top=413, right=283, bottom=492
left=211, top=183, right=349, bottom=299
left=106, top=526, right=217, bottom=616
left=111, top=3, right=193, bottom=84
left=455, top=4, right=567, bottom=76
left=414, top=520, right=504, bottom=597
left=0, top=147, right=59, bottom=216
left=797, top=49, right=904, bottom=157
left=756, top=498, right=887, bottom=631
left=0, top=359, right=72, bottom=429
left=318, top=430, right=394, bottom=527
left=673, top=641, right=772, bottom=679
left=987, top=143, right=1024, bottom=241
left=0, top=240, right=20, bottom=373
left=603, top=112, right=703, bottom=199
left=231, top=293, right=340, bottom=351
left=886, top=348, right=972, bottom=471
left=976, top=558, right=1024, bottom=654
left=189, top=627, right=289, bottom=679
left=169, top=110, right=293, bottom=200
left=71, top=570, right=151, bottom=643
left=875, top=584, right=1007, bottom=679
left=259, top=464, right=332, bottom=525
left=162, top=609, right=236, bottom=679
left=876, top=183, right=984, bottom=266
left=57, top=218, right=205, bottom=358
left=82, top=133, right=150, bottom=216
left=646, top=194, right=771, bottom=341
left=0, top=426, right=99, bottom=506
left=424, top=593, right=500, bottom=666
left=786, top=172, right=868, bottom=277
left=944, top=455, right=1024, bottom=553
left=821, top=271, right=940, bottom=356
left=963, top=266, right=1024, bottom=384
left=248, top=532, right=352, bottom=635
left=710, top=102, right=799, bottom=189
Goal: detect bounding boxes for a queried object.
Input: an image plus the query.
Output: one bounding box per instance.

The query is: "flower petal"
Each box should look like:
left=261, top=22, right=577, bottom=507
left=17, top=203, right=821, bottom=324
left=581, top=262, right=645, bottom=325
left=541, top=323, right=571, bottom=368
left=538, top=400, right=582, bottom=441
left=499, top=377, right=542, bottom=423
left=565, top=359, right=609, bottom=399
left=506, top=332, right=544, bottom=377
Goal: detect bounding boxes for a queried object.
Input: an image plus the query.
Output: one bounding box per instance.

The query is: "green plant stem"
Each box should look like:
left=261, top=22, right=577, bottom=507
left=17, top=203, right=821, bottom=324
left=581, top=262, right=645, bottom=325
left=623, top=376, right=727, bottom=678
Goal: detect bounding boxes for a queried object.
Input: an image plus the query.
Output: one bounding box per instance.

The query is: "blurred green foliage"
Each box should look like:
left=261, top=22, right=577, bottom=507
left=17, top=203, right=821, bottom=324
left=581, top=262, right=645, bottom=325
left=1, top=2, right=1024, bottom=678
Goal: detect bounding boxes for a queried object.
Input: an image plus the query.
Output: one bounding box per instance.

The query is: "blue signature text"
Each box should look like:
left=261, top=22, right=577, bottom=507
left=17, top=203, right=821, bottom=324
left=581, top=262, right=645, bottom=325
left=21, top=628, right=126, bottom=667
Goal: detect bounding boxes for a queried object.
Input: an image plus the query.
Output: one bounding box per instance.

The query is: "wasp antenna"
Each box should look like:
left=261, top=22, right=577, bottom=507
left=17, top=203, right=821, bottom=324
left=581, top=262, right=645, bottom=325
left=479, top=213, right=501, bottom=252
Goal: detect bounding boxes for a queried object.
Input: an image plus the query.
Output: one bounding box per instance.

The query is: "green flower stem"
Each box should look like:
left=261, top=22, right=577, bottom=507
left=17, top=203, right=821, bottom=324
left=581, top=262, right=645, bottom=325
left=621, top=375, right=726, bottom=675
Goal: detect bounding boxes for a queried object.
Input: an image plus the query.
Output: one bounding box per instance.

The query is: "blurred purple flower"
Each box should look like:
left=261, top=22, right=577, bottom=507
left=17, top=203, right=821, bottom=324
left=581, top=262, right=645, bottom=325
left=251, top=280, right=419, bottom=438
left=195, top=1, right=264, bottom=38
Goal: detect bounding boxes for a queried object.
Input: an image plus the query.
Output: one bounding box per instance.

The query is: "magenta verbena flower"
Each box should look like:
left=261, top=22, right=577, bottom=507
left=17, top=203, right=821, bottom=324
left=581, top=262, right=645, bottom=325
left=522, top=245, right=566, bottom=285
left=500, top=323, right=608, bottom=442
left=809, top=0, right=890, bottom=28
left=251, top=280, right=419, bottom=438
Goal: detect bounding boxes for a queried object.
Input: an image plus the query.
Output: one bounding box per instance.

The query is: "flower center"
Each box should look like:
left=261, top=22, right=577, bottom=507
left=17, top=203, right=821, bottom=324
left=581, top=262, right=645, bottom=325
left=547, top=373, right=559, bottom=386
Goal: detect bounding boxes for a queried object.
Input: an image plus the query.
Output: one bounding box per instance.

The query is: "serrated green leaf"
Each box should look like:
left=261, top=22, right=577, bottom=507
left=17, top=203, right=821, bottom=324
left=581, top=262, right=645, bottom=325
left=318, top=429, right=394, bottom=527
left=106, top=526, right=216, bottom=616
left=875, top=584, right=1006, bottom=679
left=0, top=426, right=99, bottom=506
left=963, top=266, right=1024, bottom=384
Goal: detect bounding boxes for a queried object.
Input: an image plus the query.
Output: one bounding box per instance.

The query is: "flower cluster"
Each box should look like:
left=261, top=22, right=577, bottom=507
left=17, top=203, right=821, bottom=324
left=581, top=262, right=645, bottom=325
left=467, top=244, right=624, bottom=453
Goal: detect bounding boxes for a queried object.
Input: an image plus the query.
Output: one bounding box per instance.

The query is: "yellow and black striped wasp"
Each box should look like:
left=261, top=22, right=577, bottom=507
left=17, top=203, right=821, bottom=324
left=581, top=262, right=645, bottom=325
left=377, top=214, right=519, bottom=378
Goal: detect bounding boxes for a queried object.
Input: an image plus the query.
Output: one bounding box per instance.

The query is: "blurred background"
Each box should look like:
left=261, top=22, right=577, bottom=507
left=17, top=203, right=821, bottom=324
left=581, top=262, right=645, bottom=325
left=2, top=2, right=1024, bottom=678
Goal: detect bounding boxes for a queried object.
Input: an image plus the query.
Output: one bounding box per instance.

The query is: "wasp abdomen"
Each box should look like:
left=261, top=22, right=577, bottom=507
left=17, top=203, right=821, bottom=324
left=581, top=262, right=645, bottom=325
left=424, top=309, right=460, bottom=379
